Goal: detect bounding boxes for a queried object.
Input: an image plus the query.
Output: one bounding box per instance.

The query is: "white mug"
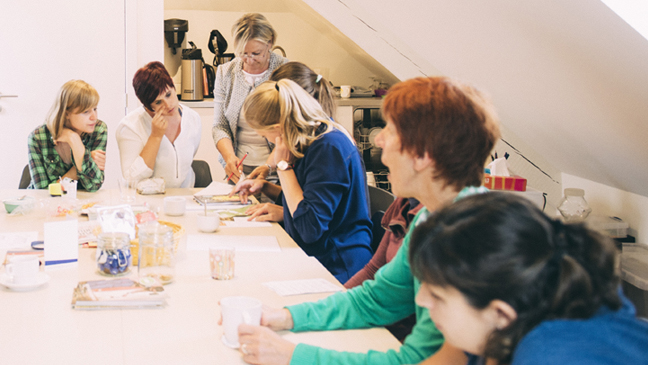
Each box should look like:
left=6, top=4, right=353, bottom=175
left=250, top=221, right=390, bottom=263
left=6, top=256, right=40, bottom=285
left=340, top=85, right=352, bottom=98
left=197, top=212, right=220, bottom=233
left=221, top=296, right=262, bottom=348
left=163, top=196, right=186, bottom=216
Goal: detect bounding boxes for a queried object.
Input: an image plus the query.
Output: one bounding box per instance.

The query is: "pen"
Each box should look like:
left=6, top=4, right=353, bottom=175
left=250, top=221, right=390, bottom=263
left=224, top=152, right=248, bottom=182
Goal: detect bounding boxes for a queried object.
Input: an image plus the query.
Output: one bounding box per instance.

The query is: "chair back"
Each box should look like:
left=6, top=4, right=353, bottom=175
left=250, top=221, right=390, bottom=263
left=19, top=165, right=31, bottom=189
left=192, top=160, right=213, bottom=188
left=368, top=185, right=395, bottom=217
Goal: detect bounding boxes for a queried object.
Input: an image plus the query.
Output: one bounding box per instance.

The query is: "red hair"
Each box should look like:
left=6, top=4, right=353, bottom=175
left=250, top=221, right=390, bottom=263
left=132, top=61, right=175, bottom=110
left=382, top=76, right=500, bottom=190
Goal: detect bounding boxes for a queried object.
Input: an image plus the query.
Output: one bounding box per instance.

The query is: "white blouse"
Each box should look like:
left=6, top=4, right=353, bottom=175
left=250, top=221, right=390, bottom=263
left=116, top=105, right=201, bottom=188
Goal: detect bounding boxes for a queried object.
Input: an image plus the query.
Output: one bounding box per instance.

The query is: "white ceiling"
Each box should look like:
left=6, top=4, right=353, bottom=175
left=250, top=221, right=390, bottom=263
left=302, top=0, right=648, bottom=197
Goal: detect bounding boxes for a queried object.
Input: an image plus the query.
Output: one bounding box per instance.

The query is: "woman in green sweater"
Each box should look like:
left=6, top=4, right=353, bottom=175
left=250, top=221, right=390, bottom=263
left=233, top=76, right=501, bottom=365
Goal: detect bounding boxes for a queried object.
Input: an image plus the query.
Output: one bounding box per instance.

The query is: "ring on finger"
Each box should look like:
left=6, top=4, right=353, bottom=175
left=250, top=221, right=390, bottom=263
left=241, top=343, right=249, bottom=355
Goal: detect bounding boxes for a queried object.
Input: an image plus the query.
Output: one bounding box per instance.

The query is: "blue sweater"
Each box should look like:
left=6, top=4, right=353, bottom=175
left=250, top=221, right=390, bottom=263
left=467, top=294, right=648, bottom=364
left=282, top=128, right=372, bottom=283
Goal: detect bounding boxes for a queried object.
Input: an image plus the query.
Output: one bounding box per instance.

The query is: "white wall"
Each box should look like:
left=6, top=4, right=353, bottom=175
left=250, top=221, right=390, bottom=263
left=562, top=173, right=647, bottom=243
left=162, top=8, right=398, bottom=89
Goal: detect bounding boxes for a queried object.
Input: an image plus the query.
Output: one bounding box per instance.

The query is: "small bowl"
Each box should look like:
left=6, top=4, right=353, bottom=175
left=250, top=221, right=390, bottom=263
left=3, top=196, right=35, bottom=214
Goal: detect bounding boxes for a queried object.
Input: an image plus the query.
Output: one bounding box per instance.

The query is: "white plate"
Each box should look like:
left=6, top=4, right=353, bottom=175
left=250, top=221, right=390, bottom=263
left=368, top=127, right=383, bottom=148
left=0, top=272, right=50, bottom=291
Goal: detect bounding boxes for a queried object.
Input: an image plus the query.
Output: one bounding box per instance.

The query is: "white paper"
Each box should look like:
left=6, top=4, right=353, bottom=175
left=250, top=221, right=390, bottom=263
left=44, top=219, right=79, bottom=267
left=262, top=279, right=344, bottom=296
left=0, top=231, right=38, bottom=250
left=195, top=181, right=236, bottom=196
left=223, top=218, right=272, bottom=228
left=186, top=234, right=281, bottom=252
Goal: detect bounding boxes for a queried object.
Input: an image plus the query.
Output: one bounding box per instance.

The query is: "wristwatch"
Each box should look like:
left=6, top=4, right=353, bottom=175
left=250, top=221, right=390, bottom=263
left=277, top=160, right=293, bottom=171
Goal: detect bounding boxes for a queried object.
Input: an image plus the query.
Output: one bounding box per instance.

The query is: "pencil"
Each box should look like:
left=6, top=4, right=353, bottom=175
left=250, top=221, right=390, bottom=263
left=224, top=152, right=248, bottom=182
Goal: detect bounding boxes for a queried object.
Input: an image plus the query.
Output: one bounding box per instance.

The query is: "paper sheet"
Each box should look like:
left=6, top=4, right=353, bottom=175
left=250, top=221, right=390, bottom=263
left=195, top=181, right=236, bottom=196
left=0, top=231, right=38, bottom=250
left=223, top=217, right=272, bottom=228
left=186, top=234, right=281, bottom=252
left=44, top=219, right=79, bottom=268
left=262, top=279, right=344, bottom=296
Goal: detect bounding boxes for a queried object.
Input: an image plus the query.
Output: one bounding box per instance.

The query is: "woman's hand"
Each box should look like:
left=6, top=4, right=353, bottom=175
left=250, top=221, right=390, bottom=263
left=231, top=179, right=265, bottom=203
left=90, top=150, right=106, bottom=170
left=224, top=156, right=242, bottom=184
left=272, top=136, right=292, bottom=166
left=245, top=203, right=284, bottom=222
left=238, top=325, right=295, bottom=365
left=53, top=127, right=82, bottom=147
left=248, top=165, right=270, bottom=180
left=150, top=108, right=168, bottom=139
left=261, top=307, right=294, bottom=331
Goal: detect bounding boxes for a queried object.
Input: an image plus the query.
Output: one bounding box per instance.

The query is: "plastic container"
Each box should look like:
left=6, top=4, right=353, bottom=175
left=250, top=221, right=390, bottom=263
left=585, top=215, right=629, bottom=238
left=557, top=188, right=592, bottom=222
left=621, top=243, right=648, bottom=318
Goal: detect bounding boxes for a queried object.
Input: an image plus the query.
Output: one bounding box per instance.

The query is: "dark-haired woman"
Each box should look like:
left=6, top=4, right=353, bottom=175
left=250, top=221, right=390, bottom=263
left=116, top=61, right=201, bottom=188
left=411, top=192, right=648, bottom=365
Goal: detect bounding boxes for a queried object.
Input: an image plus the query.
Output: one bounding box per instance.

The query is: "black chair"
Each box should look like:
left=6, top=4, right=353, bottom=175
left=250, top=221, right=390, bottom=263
left=19, top=164, right=31, bottom=189
left=192, top=160, right=213, bottom=188
left=367, top=185, right=396, bottom=253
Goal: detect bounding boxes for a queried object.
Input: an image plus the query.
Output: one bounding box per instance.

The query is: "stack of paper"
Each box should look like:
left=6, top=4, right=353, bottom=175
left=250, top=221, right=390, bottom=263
left=71, top=278, right=167, bottom=309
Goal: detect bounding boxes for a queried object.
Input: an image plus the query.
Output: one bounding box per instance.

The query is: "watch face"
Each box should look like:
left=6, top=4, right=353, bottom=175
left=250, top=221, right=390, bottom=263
left=278, top=160, right=290, bottom=171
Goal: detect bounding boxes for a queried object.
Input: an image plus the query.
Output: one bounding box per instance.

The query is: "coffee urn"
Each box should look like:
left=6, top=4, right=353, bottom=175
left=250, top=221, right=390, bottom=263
left=181, top=42, right=204, bottom=101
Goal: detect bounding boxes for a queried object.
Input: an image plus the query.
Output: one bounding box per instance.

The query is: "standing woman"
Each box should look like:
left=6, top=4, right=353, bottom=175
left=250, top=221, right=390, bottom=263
left=27, top=80, right=106, bottom=192
left=235, top=79, right=372, bottom=283
left=411, top=192, right=648, bottom=364
left=116, top=61, right=201, bottom=188
left=213, top=13, right=288, bottom=183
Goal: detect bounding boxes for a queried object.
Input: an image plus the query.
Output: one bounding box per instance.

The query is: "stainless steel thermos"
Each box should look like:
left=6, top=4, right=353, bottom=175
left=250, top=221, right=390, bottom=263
left=181, top=43, right=203, bottom=101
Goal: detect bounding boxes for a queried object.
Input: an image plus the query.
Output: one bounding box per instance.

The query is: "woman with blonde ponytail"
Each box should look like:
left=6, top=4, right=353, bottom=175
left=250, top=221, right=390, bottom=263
left=411, top=192, right=648, bottom=365
left=233, top=78, right=372, bottom=283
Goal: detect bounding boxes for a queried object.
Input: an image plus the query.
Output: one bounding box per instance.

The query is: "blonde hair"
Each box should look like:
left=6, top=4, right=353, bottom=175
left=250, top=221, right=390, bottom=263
left=232, top=13, right=277, bottom=56
left=243, top=79, right=347, bottom=159
left=45, top=80, right=99, bottom=138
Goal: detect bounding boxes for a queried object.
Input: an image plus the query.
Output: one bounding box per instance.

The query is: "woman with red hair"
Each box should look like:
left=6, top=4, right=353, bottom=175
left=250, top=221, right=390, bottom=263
left=116, top=61, right=201, bottom=188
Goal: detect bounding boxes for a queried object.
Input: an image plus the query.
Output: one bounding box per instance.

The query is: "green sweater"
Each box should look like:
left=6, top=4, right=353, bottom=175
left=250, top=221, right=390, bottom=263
left=287, top=186, right=488, bottom=364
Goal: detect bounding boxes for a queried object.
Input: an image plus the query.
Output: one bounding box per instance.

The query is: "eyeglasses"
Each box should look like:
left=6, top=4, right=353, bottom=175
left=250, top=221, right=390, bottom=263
left=238, top=45, right=269, bottom=61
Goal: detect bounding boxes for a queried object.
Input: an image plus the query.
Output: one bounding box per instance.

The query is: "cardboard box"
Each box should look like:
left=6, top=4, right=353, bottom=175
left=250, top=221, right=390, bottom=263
left=483, top=174, right=527, bottom=192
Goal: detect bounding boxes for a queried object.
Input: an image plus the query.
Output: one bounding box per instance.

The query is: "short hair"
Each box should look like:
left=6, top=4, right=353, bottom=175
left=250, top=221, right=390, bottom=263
left=409, top=192, right=621, bottom=363
left=46, top=80, right=100, bottom=138
left=231, top=13, right=277, bottom=56
left=270, top=62, right=336, bottom=118
left=381, top=76, right=500, bottom=190
left=242, top=79, right=344, bottom=159
left=132, top=61, right=174, bottom=111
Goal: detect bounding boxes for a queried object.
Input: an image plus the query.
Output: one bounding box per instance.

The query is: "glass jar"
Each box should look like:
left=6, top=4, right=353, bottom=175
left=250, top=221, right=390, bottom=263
left=138, top=222, right=175, bottom=285
left=96, top=232, right=132, bottom=276
left=558, top=188, right=592, bottom=222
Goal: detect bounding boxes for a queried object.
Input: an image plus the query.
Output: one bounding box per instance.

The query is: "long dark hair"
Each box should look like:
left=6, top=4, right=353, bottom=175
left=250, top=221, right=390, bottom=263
left=270, top=61, right=336, bottom=118
left=409, top=192, right=621, bottom=362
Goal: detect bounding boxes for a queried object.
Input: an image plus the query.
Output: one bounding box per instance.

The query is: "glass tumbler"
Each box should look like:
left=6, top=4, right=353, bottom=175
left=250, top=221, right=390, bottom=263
left=138, top=222, right=175, bottom=285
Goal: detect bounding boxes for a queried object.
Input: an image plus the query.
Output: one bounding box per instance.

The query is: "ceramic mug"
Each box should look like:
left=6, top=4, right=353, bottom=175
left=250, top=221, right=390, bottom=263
left=340, top=85, right=352, bottom=98
left=163, top=196, right=186, bottom=216
left=197, top=212, right=220, bottom=232
left=221, top=296, right=262, bottom=348
left=6, top=256, right=40, bottom=285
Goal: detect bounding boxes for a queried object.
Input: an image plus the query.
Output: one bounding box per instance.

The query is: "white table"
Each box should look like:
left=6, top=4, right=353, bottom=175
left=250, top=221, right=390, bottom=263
left=0, top=189, right=401, bottom=364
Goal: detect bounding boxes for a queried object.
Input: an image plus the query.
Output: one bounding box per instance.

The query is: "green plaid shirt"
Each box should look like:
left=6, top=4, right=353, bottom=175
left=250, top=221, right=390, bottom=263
left=27, top=121, right=107, bottom=192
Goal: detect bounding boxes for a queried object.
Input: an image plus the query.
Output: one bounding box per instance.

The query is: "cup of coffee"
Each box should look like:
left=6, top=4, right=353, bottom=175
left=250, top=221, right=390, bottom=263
left=210, top=246, right=234, bottom=280
left=6, top=255, right=40, bottom=285
left=340, top=85, right=352, bottom=98
left=220, top=296, right=262, bottom=348
left=163, top=196, right=186, bottom=216
left=197, top=212, right=220, bottom=233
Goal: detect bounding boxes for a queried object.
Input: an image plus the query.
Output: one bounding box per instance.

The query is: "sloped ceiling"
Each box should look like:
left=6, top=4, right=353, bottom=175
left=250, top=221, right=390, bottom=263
left=302, top=0, right=648, bottom=197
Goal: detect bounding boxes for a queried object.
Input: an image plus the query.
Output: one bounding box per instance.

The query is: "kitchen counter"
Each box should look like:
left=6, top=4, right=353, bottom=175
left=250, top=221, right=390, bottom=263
left=179, top=97, right=384, bottom=109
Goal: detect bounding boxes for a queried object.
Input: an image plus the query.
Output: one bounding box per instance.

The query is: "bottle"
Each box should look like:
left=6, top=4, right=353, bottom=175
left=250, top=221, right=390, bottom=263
left=558, top=188, right=592, bottom=222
